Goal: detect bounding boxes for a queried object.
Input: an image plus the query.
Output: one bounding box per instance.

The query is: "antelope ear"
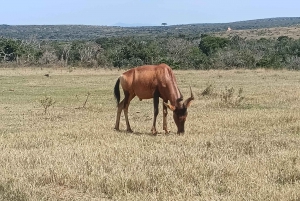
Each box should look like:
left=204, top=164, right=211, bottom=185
left=163, top=102, right=176, bottom=111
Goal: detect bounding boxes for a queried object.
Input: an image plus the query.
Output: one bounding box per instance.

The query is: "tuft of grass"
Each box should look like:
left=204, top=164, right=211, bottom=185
left=0, top=181, right=28, bottom=201
left=275, top=158, right=300, bottom=185
left=201, top=83, right=215, bottom=96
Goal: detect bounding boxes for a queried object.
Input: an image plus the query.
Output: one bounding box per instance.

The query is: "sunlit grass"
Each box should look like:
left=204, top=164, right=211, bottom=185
left=0, top=67, right=300, bottom=200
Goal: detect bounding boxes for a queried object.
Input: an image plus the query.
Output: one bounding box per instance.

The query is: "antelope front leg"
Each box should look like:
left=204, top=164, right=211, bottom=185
left=124, top=107, right=133, bottom=133
left=123, top=91, right=134, bottom=133
left=151, top=89, right=159, bottom=135
left=163, top=104, right=170, bottom=134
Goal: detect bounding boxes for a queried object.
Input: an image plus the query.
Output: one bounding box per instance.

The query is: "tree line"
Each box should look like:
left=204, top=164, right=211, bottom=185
left=1, top=34, right=300, bottom=70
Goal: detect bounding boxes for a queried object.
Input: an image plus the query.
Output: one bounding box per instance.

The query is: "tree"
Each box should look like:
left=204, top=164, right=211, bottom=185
left=199, top=34, right=229, bottom=56
left=0, top=38, right=19, bottom=62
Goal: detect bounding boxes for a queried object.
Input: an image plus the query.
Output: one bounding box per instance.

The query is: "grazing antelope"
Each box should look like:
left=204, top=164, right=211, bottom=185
left=114, top=63, right=194, bottom=135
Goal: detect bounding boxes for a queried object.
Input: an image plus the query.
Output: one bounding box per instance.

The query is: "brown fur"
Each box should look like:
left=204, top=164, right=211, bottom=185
left=114, top=63, right=194, bottom=134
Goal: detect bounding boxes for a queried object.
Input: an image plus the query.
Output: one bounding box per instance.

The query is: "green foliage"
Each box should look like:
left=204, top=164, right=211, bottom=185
left=2, top=30, right=300, bottom=70
left=256, top=54, right=282, bottom=69
left=186, top=47, right=210, bottom=69
left=69, top=41, right=83, bottom=65
left=96, top=37, right=163, bottom=68
left=199, top=34, right=230, bottom=56
left=0, top=38, right=42, bottom=64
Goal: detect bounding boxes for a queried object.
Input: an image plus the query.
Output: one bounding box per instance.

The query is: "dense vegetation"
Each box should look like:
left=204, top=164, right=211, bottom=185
left=1, top=34, right=300, bottom=70
left=1, top=17, right=300, bottom=70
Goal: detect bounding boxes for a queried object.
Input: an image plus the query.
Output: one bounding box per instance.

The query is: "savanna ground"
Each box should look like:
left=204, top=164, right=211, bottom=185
left=0, top=67, right=300, bottom=201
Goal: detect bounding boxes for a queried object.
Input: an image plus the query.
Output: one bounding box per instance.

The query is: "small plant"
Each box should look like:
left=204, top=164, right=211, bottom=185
left=201, top=83, right=215, bottom=96
left=201, top=82, right=220, bottom=98
left=220, top=87, right=245, bottom=107
left=75, top=92, right=91, bottom=109
left=82, top=92, right=90, bottom=108
left=40, top=96, right=56, bottom=114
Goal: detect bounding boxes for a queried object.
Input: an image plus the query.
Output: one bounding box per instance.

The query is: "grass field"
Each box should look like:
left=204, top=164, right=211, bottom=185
left=0, top=67, right=300, bottom=200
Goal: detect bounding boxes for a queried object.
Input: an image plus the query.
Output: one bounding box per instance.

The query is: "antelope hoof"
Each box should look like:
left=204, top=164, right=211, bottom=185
left=164, top=130, right=170, bottom=134
left=127, top=129, right=133, bottom=133
left=151, top=129, right=158, bottom=136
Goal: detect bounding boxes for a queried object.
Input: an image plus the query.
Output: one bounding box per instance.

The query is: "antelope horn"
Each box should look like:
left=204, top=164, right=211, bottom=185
left=183, top=86, right=194, bottom=108
left=176, top=89, right=184, bottom=105
left=179, top=89, right=183, bottom=100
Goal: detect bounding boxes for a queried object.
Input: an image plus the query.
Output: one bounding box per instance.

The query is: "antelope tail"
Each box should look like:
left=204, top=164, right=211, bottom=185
left=114, top=77, right=121, bottom=106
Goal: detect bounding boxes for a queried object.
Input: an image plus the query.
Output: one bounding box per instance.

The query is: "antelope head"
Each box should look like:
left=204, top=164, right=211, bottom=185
left=164, top=87, right=194, bottom=134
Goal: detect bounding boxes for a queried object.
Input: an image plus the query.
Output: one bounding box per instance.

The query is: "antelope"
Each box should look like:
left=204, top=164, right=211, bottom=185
left=114, top=63, right=194, bottom=135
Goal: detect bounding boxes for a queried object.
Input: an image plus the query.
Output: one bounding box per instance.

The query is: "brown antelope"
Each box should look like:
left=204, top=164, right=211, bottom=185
left=114, top=63, right=194, bottom=135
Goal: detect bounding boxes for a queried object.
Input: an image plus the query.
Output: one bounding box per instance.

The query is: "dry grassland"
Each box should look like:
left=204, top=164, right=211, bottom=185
left=215, top=25, right=300, bottom=40
left=0, top=67, right=300, bottom=200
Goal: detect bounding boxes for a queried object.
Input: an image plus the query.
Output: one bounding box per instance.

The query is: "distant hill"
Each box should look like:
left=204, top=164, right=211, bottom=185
left=215, top=24, right=300, bottom=40
left=1, top=17, right=300, bottom=41
left=113, top=22, right=156, bottom=27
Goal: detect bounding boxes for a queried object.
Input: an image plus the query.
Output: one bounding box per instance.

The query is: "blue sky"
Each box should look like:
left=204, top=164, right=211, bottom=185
left=1, top=0, right=299, bottom=26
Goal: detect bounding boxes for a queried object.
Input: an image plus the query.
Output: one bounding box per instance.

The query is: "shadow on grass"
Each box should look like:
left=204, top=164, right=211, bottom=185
left=114, top=129, right=177, bottom=137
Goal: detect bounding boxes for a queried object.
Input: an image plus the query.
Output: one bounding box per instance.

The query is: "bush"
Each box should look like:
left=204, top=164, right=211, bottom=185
left=199, top=34, right=230, bottom=56
left=2, top=34, right=300, bottom=70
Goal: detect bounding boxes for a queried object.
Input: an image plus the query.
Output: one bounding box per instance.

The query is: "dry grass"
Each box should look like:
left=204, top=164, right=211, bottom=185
left=215, top=25, right=300, bottom=40
left=0, top=67, right=300, bottom=200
